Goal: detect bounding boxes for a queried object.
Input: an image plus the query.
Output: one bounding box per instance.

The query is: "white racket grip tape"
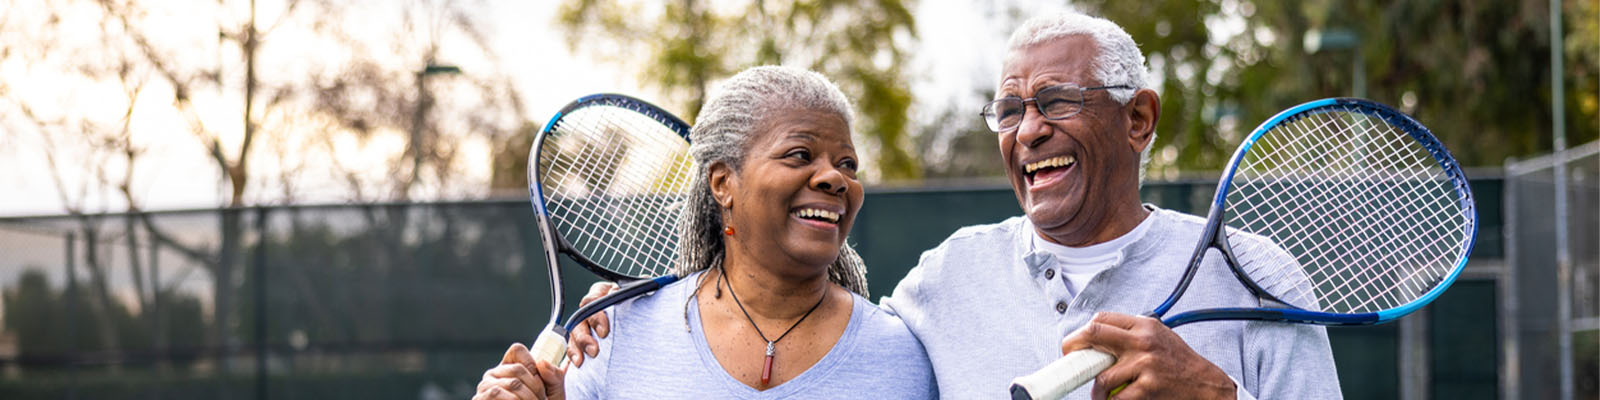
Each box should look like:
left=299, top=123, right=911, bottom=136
left=529, top=329, right=568, bottom=367
left=1009, top=349, right=1116, bottom=400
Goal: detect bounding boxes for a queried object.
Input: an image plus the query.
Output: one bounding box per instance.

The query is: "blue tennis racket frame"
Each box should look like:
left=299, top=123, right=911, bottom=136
left=528, top=93, right=691, bottom=337
left=1150, top=98, right=1478, bottom=328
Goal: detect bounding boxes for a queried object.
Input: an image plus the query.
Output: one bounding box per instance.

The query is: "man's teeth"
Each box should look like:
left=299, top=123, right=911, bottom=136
left=795, top=208, right=840, bottom=223
left=1025, top=156, right=1076, bottom=174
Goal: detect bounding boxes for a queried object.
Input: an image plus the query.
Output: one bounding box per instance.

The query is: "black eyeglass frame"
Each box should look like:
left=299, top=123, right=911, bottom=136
left=979, top=84, right=1134, bottom=133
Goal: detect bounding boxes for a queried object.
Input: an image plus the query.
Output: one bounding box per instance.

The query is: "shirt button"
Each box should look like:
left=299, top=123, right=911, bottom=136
left=1055, top=301, right=1068, bottom=313
left=1044, top=269, right=1056, bottom=280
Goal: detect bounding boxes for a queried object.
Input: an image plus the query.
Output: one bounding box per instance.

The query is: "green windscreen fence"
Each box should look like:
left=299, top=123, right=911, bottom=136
left=0, top=178, right=1503, bottom=399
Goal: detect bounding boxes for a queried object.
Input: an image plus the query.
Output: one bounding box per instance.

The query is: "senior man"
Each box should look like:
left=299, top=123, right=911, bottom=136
left=878, top=11, right=1341, bottom=399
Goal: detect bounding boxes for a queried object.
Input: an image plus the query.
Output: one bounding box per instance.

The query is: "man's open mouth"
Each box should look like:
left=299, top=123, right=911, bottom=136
left=1023, top=155, right=1076, bottom=184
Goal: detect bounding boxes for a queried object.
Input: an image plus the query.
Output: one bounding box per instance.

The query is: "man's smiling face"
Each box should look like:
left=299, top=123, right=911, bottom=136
left=996, top=35, right=1145, bottom=246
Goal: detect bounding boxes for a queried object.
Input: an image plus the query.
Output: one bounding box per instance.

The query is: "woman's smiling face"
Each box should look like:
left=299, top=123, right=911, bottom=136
left=713, top=106, right=863, bottom=274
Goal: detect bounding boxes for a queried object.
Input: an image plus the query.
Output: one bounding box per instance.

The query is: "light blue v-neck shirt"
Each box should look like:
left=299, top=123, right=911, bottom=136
left=565, top=271, right=937, bottom=399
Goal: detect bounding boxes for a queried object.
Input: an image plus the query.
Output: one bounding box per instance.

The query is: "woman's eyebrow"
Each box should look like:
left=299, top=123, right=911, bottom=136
left=785, top=132, right=818, bottom=142
left=785, top=131, right=854, bottom=152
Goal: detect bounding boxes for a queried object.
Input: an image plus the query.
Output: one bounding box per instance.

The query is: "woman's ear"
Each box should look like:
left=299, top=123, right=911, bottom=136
left=1127, top=89, right=1160, bottom=154
left=709, top=161, right=737, bottom=210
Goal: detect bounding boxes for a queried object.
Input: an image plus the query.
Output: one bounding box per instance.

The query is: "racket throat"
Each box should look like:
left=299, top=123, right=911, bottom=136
left=761, top=341, right=776, bottom=386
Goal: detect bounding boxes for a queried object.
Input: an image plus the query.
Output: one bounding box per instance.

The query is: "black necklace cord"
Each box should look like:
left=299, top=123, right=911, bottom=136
left=715, top=262, right=831, bottom=387
left=719, top=264, right=829, bottom=345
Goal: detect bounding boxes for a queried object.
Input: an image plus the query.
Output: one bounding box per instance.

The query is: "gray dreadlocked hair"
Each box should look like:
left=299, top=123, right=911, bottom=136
left=670, top=65, right=870, bottom=297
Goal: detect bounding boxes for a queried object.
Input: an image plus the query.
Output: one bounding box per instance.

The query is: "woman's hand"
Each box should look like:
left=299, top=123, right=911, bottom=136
left=473, top=343, right=565, bottom=400
left=566, top=281, right=619, bottom=367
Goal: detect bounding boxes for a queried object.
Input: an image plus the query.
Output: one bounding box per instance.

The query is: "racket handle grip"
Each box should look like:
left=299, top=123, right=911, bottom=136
left=529, top=329, right=568, bottom=367
left=1009, top=349, right=1116, bottom=400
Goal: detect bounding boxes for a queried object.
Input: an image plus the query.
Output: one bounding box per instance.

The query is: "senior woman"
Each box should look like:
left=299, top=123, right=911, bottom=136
left=472, top=66, right=936, bottom=399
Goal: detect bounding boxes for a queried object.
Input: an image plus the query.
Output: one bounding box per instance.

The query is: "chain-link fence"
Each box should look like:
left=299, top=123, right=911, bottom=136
left=0, top=181, right=1507, bottom=399
left=1504, top=140, right=1600, bottom=400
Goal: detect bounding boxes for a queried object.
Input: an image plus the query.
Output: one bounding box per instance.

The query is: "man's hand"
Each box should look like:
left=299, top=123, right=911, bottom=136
left=566, top=282, right=618, bottom=367
left=1060, top=312, right=1236, bottom=399
left=473, top=343, right=564, bottom=400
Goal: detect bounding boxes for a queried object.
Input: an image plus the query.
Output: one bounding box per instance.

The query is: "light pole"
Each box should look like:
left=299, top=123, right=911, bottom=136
left=1303, top=27, right=1365, bottom=99
left=407, top=63, right=461, bottom=198
left=1548, top=1, right=1571, bottom=399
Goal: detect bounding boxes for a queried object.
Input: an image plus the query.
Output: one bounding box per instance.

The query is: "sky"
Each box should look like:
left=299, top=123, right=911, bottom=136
left=0, top=0, right=1068, bottom=217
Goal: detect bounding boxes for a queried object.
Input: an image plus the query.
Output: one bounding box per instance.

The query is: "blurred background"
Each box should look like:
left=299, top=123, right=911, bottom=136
left=0, top=0, right=1595, bottom=399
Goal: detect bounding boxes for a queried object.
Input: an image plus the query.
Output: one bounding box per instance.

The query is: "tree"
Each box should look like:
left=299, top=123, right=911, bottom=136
left=76, top=0, right=297, bottom=363
left=0, top=0, right=524, bottom=368
left=912, top=1, right=1599, bottom=182
left=915, top=87, right=1007, bottom=180
left=1078, top=0, right=1598, bottom=173
left=306, top=0, right=525, bottom=201
left=0, top=2, right=155, bottom=354
left=555, top=0, right=922, bottom=181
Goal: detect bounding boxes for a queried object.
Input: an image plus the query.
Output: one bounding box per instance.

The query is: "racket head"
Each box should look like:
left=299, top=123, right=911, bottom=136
left=529, top=93, right=695, bottom=282
left=1208, top=98, right=1476, bottom=324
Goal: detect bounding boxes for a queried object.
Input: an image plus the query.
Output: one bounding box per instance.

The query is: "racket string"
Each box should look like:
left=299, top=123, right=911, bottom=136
left=556, top=111, right=662, bottom=272
left=599, top=111, right=689, bottom=274
left=1327, top=119, right=1461, bottom=310
left=1224, top=105, right=1469, bottom=314
left=542, top=103, right=695, bottom=278
left=1234, top=114, right=1399, bottom=309
left=1304, top=116, right=1457, bottom=309
left=1260, top=112, right=1452, bottom=312
left=1313, top=112, right=1463, bottom=309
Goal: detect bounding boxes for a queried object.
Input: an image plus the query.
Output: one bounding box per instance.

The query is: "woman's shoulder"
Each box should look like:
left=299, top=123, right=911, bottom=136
left=849, top=293, right=929, bottom=358
left=602, top=272, right=706, bottom=335
left=818, top=293, right=936, bottom=397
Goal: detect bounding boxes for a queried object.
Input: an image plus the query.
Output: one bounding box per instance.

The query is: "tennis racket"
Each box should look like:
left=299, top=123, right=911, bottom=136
left=1009, top=98, right=1478, bottom=400
left=525, top=93, right=696, bottom=367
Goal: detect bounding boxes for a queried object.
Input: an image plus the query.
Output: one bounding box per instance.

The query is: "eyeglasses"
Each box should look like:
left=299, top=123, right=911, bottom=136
left=979, top=84, right=1133, bottom=133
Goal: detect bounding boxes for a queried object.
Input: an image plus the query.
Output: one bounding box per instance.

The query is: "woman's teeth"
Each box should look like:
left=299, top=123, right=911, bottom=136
left=794, top=208, right=840, bottom=223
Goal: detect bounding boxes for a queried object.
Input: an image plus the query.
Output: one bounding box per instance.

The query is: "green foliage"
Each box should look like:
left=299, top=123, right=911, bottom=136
left=1565, top=0, right=1600, bottom=137
left=1077, top=0, right=1599, bottom=173
left=556, top=0, right=923, bottom=181
left=915, top=96, right=1007, bottom=180
left=924, top=1, right=1599, bottom=179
